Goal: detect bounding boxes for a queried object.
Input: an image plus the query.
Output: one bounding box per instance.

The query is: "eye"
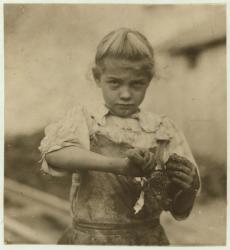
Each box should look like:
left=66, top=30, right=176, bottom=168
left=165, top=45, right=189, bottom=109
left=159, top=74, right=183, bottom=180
left=107, top=80, right=120, bottom=88
left=132, top=81, right=145, bottom=89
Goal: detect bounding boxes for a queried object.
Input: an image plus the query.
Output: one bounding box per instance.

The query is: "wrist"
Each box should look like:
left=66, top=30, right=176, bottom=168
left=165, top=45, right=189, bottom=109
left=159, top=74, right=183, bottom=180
left=115, top=157, right=144, bottom=177
left=171, top=187, right=197, bottom=218
left=107, top=157, right=130, bottom=175
left=119, top=157, right=130, bottom=175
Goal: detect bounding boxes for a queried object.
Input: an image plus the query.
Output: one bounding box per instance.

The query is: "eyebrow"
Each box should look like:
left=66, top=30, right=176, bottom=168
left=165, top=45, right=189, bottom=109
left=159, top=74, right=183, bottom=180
left=106, top=76, right=147, bottom=81
left=130, top=78, right=147, bottom=82
left=106, top=76, right=122, bottom=81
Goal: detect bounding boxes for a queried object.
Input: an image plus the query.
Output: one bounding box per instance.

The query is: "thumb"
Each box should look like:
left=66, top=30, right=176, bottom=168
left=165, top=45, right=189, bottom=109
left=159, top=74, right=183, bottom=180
left=126, top=149, right=144, bottom=165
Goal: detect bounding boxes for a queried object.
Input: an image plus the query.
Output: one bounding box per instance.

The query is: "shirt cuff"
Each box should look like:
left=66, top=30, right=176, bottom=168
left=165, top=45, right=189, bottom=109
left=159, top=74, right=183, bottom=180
left=40, top=143, right=76, bottom=177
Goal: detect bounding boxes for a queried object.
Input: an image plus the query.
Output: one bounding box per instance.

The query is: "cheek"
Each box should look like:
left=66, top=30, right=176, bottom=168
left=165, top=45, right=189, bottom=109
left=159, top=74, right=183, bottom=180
left=101, top=87, right=117, bottom=103
left=133, top=88, right=147, bottom=103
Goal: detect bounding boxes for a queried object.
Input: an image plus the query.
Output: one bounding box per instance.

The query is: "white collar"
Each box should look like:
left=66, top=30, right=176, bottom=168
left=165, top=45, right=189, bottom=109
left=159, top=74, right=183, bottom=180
left=89, top=103, right=170, bottom=138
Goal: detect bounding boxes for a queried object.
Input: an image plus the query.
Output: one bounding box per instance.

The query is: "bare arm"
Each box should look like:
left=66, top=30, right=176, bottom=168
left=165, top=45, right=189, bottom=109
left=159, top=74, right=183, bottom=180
left=45, top=146, right=143, bottom=176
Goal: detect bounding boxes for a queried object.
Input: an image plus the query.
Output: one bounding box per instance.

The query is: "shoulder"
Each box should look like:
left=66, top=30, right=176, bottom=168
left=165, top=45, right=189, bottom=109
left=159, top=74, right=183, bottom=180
left=139, top=110, right=176, bottom=131
left=44, top=103, right=90, bottom=134
left=139, top=110, right=163, bottom=132
left=65, top=103, right=88, bottom=118
left=63, top=103, right=93, bottom=122
left=139, top=110, right=180, bottom=140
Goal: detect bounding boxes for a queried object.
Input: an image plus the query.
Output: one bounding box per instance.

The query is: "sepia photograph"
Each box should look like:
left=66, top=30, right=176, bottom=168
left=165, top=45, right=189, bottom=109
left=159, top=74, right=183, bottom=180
left=4, top=2, right=227, bottom=246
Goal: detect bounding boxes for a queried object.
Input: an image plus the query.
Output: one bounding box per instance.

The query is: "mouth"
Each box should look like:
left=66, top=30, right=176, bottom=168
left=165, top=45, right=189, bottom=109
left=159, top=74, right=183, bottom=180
left=117, top=104, right=134, bottom=107
left=116, top=104, right=134, bottom=110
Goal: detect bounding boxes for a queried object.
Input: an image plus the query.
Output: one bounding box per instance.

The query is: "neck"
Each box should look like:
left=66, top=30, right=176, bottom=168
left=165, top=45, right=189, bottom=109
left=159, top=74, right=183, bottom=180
left=104, top=104, right=140, bottom=118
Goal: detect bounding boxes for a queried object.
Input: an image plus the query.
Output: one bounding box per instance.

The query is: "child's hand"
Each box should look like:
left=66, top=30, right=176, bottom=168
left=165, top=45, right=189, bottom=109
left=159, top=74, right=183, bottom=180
left=166, top=153, right=196, bottom=190
left=125, top=148, right=156, bottom=176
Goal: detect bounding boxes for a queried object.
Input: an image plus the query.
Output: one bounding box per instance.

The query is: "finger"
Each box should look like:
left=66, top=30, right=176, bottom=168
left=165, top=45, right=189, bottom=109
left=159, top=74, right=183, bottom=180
left=166, top=160, right=192, bottom=172
left=143, top=153, right=155, bottom=173
left=142, top=151, right=153, bottom=171
left=167, top=170, right=193, bottom=184
left=149, top=147, right=157, bottom=154
left=126, top=149, right=141, bottom=160
left=168, top=153, right=181, bottom=163
left=166, top=161, right=178, bottom=169
left=178, top=161, right=196, bottom=177
left=169, top=154, right=194, bottom=170
left=186, top=162, right=196, bottom=175
left=168, top=170, right=193, bottom=183
left=172, top=177, right=190, bottom=189
left=126, top=148, right=140, bottom=155
left=132, top=153, right=145, bottom=165
left=166, top=164, right=191, bottom=175
left=126, top=150, right=144, bottom=165
left=143, top=150, right=150, bottom=162
left=147, top=152, right=155, bottom=167
left=169, top=153, right=188, bottom=162
left=137, top=148, right=147, bottom=158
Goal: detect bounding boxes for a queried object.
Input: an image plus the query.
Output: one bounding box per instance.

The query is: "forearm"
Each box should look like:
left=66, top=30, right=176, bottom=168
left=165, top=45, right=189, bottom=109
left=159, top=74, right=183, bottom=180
left=45, top=146, right=130, bottom=175
left=170, top=169, right=200, bottom=219
left=170, top=188, right=197, bottom=219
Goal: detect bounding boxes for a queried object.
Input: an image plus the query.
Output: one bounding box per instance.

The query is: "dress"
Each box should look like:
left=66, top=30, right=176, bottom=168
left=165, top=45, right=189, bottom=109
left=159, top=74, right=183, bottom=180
left=39, top=103, right=201, bottom=245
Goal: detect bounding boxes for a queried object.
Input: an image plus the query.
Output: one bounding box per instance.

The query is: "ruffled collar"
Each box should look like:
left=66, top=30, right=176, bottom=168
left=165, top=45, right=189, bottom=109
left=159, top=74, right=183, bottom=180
left=86, top=103, right=173, bottom=140
left=93, top=104, right=141, bottom=126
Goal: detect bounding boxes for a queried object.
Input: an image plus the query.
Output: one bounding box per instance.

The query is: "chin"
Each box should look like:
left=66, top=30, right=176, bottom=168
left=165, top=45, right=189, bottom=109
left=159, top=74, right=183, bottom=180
left=115, top=109, right=135, bottom=118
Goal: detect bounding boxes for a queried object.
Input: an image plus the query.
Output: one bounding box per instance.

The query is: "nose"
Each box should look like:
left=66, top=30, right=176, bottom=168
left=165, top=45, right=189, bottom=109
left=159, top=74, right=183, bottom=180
left=119, top=86, right=131, bottom=101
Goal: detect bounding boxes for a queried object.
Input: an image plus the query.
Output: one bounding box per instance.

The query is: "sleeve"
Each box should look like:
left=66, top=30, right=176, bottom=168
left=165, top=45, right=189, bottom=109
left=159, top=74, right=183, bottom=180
left=38, top=105, right=90, bottom=177
left=160, top=117, right=201, bottom=220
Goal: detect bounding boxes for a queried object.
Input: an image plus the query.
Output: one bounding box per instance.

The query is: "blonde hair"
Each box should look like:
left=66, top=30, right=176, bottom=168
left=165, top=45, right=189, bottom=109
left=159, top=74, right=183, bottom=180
left=93, top=28, right=155, bottom=80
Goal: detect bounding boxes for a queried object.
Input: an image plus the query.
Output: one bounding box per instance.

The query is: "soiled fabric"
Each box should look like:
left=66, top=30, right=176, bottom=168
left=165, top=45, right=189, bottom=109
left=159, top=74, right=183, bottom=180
left=39, top=103, right=200, bottom=245
left=57, top=222, right=169, bottom=245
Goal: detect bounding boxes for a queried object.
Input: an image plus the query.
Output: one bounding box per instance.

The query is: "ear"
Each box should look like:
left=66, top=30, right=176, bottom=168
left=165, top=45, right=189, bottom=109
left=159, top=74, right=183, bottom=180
left=92, top=67, right=101, bottom=87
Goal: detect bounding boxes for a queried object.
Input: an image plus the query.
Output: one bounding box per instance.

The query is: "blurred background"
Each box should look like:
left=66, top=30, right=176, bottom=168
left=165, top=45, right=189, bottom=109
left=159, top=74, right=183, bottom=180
left=4, top=3, right=226, bottom=245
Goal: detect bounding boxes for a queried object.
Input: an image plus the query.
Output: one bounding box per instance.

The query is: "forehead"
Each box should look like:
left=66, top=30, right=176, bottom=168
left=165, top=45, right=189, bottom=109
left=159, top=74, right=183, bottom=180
left=101, top=57, right=151, bottom=78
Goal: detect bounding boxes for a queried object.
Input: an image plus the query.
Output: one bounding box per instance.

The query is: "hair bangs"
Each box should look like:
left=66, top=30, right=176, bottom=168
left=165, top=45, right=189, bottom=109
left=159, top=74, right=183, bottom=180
left=96, top=28, right=154, bottom=63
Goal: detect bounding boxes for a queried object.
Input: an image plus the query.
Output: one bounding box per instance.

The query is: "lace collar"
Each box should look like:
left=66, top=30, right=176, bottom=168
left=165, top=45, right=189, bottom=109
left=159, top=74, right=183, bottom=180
left=86, top=103, right=173, bottom=140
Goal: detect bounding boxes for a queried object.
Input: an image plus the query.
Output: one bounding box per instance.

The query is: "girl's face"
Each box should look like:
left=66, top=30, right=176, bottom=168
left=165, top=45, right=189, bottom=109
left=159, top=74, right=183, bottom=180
left=95, top=57, right=151, bottom=117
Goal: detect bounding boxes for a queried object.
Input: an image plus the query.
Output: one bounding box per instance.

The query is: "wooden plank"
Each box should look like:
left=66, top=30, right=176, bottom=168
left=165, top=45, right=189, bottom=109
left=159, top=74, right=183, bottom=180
left=5, top=188, right=70, bottom=223
left=4, top=216, right=53, bottom=244
left=4, top=178, right=69, bottom=212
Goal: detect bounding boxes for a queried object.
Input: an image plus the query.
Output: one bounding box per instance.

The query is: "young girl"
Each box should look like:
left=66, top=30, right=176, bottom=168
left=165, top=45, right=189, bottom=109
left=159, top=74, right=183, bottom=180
left=39, top=28, right=200, bottom=245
